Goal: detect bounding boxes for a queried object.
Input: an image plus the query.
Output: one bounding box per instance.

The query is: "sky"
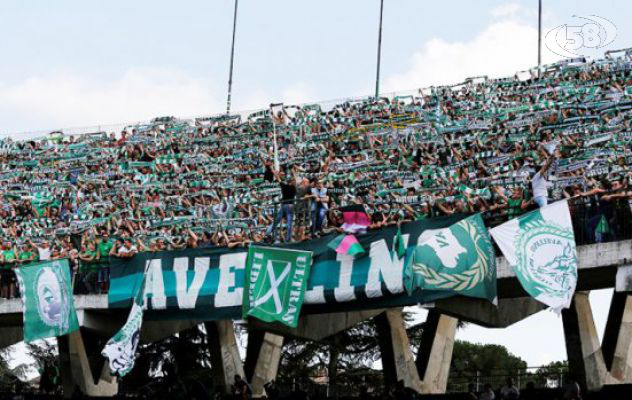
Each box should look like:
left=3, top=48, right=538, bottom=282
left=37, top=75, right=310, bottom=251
left=0, top=0, right=629, bottom=367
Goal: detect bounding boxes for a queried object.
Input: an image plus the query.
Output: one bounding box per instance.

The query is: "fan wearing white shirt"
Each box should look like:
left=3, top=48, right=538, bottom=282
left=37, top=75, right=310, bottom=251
left=531, top=155, right=554, bottom=208
left=29, top=239, right=51, bottom=261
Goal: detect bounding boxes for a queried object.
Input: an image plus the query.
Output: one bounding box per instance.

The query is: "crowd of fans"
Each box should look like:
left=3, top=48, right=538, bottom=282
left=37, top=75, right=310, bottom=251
left=2, top=52, right=632, bottom=298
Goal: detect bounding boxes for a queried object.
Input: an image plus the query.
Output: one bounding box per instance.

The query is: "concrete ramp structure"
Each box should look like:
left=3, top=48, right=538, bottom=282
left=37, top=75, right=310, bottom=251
left=1, top=240, right=632, bottom=397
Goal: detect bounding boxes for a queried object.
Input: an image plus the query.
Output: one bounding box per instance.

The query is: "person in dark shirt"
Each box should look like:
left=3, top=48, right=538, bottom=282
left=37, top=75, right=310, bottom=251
left=231, top=374, right=252, bottom=399
left=266, top=169, right=296, bottom=243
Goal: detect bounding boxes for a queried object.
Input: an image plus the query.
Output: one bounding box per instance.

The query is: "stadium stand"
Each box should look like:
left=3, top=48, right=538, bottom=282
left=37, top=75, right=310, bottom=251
left=2, top=52, right=632, bottom=298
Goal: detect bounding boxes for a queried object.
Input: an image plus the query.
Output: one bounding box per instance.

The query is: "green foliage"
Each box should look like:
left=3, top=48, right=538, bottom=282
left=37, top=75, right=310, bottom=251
left=533, top=360, right=568, bottom=387
left=27, top=340, right=61, bottom=395
left=450, top=340, right=528, bottom=378
left=123, top=325, right=215, bottom=399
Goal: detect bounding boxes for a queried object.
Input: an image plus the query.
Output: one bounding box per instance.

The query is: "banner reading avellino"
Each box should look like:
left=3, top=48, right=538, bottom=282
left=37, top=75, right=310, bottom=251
left=243, top=246, right=312, bottom=327
left=108, top=215, right=489, bottom=321
left=15, top=259, right=79, bottom=342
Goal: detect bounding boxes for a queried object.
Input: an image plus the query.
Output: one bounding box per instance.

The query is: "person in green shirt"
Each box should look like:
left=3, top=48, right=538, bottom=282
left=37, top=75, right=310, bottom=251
left=79, top=242, right=98, bottom=294
left=495, top=186, right=533, bottom=220
left=96, top=236, right=114, bottom=294
left=18, top=244, right=36, bottom=264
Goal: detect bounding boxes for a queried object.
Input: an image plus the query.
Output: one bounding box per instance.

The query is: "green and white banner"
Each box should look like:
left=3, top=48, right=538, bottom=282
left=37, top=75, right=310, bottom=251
left=490, top=200, right=578, bottom=313
left=404, top=214, right=497, bottom=303
left=101, top=263, right=147, bottom=377
left=108, top=215, right=497, bottom=321
left=15, top=260, right=79, bottom=342
left=243, top=246, right=312, bottom=327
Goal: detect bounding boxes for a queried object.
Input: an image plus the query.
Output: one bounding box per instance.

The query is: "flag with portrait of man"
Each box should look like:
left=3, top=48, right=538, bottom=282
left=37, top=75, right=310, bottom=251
left=404, top=214, right=497, bottom=303
left=15, top=259, right=79, bottom=342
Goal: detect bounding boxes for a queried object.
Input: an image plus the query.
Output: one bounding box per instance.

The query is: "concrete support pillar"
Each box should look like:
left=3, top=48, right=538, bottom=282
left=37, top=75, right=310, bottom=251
left=206, top=320, right=245, bottom=394
left=415, top=310, right=458, bottom=394
left=246, top=330, right=284, bottom=397
left=244, top=329, right=265, bottom=383
left=58, top=329, right=118, bottom=398
left=602, top=293, right=632, bottom=382
left=375, top=309, right=423, bottom=393
left=562, top=292, right=613, bottom=391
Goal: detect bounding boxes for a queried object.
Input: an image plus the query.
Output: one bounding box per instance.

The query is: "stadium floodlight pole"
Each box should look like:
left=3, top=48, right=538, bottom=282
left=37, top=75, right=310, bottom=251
left=538, top=0, right=542, bottom=71
left=375, top=0, right=384, bottom=99
left=226, top=0, right=239, bottom=115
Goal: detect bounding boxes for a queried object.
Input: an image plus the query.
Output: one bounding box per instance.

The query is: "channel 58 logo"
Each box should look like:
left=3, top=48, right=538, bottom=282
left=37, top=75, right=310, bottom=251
left=545, top=15, right=617, bottom=58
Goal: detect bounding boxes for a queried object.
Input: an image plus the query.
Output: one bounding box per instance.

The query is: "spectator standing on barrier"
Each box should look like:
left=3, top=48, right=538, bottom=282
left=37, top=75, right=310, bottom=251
left=310, top=178, right=328, bottom=237
left=499, top=378, right=519, bottom=400
left=267, top=169, right=296, bottom=243
left=478, top=383, right=495, bottom=400
left=295, top=178, right=312, bottom=242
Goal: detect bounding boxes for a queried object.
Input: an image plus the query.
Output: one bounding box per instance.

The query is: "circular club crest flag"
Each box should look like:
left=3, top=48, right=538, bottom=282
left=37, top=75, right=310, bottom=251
left=15, top=259, right=79, bottom=342
left=490, top=200, right=578, bottom=313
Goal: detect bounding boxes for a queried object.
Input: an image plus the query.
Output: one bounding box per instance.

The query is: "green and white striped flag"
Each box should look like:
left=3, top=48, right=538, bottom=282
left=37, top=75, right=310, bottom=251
left=101, top=263, right=148, bottom=377
left=490, top=200, right=578, bottom=313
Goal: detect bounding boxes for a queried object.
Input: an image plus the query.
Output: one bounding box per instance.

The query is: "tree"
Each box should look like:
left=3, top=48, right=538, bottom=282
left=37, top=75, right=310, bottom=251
left=534, top=360, right=568, bottom=388
left=122, top=324, right=215, bottom=399
left=447, top=341, right=528, bottom=392
left=26, top=340, right=61, bottom=395
left=277, top=310, right=428, bottom=397
left=278, top=318, right=383, bottom=397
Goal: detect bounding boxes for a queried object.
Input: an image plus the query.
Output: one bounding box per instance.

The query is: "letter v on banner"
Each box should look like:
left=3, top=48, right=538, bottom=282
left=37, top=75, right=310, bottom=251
left=173, top=257, right=210, bottom=309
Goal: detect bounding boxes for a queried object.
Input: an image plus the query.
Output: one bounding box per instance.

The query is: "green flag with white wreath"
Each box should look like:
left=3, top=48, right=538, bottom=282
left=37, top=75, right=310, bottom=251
left=404, top=214, right=497, bottom=303
left=15, top=259, right=79, bottom=343
left=243, top=246, right=313, bottom=328
left=490, top=200, right=578, bottom=313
